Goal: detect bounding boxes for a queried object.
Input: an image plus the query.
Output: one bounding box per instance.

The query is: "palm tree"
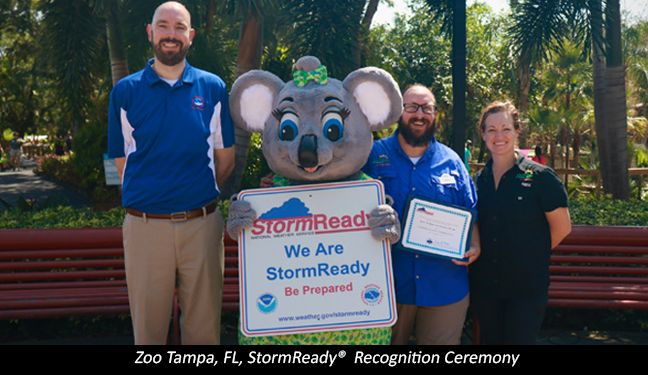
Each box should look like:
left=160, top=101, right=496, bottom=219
left=217, top=0, right=274, bottom=200
left=102, top=0, right=130, bottom=85
left=510, top=0, right=629, bottom=200
left=220, top=0, right=388, bottom=198
left=40, top=0, right=104, bottom=135
left=424, top=0, right=468, bottom=159
left=603, top=0, right=629, bottom=200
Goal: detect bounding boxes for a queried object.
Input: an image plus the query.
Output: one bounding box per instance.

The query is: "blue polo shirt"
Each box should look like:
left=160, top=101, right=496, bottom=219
left=108, top=59, right=235, bottom=213
left=362, top=133, right=477, bottom=306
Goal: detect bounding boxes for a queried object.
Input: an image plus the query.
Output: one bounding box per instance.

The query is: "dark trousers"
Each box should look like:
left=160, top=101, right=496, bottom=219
left=471, top=293, right=548, bottom=345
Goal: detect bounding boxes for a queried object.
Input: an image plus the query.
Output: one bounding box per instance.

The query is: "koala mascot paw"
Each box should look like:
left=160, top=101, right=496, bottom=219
left=226, top=200, right=257, bottom=240
left=368, top=204, right=401, bottom=244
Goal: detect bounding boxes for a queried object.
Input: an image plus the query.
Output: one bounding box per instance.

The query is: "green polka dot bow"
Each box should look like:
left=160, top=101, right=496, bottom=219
left=293, top=65, right=328, bottom=87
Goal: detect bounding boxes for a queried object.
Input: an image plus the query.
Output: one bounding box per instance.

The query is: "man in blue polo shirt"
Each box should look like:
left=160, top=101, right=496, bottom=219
left=363, top=84, right=480, bottom=345
left=107, top=1, right=235, bottom=345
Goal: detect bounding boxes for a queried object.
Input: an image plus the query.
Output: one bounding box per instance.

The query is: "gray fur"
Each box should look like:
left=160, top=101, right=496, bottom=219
left=227, top=56, right=402, bottom=243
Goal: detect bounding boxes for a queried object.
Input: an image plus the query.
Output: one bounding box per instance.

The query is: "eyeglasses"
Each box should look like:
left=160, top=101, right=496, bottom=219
left=403, top=102, right=437, bottom=114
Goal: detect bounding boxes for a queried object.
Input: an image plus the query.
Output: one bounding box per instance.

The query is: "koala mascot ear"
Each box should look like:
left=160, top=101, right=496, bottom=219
left=229, top=70, right=285, bottom=133
left=342, top=67, right=403, bottom=132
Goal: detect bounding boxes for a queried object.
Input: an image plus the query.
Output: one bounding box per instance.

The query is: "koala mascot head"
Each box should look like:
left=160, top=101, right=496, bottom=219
left=230, top=56, right=402, bottom=183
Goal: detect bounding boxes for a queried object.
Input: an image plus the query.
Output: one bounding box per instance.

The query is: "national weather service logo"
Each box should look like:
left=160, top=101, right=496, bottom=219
left=361, top=284, right=383, bottom=306
left=256, top=293, right=277, bottom=313
left=191, top=95, right=205, bottom=110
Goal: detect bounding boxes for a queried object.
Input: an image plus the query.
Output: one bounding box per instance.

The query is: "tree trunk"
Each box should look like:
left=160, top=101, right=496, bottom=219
left=516, top=59, right=531, bottom=149
left=220, top=10, right=264, bottom=200
left=591, top=0, right=611, bottom=194
left=572, top=130, right=581, bottom=169
left=604, top=0, right=629, bottom=200
left=106, top=0, right=129, bottom=85
left=452, top=0, right=466, bottom=160
left=361, top=0, right=380, bottom=30
left=206, top=0, right=216, bottom=32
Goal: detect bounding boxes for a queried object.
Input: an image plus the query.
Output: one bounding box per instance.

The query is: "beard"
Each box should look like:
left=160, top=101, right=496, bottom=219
left=398, top=116, right=435, bottom=147
left=151, top=36, right=189, bottom=66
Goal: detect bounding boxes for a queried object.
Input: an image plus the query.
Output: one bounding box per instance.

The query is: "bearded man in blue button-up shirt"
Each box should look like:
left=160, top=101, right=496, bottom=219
left=363, top=84, right=481, bottom=345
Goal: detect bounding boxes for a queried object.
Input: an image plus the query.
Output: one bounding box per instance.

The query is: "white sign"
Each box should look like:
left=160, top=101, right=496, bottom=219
left=237, top=180, right=397, bottom=337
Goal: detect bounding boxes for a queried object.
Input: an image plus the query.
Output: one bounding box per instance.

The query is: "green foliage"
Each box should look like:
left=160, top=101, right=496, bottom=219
left=37, top=154, right=78, bottom=186
left=239, top=133, right=271, bottom=191
left=637, top=148, right=648, bottom=168
left=0, top=1, right=58, bottom=136
left=40, top=0, right=105, bottom=129
left=569, top=197, right=648, bottom=226
left=365, top=1, right=512, bottom=146
left=2, top=129, right=14, bottom=142
left=0, top=206, right=125, bottom=229
left=283, top=0, right=366, bottom=78
left=0, top=195, right=64, bottom=212
left=1, top=195, right=645, bottom=230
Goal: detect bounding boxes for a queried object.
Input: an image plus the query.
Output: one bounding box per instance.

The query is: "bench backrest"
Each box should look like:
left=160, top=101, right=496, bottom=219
left=0, top=227, right=239, bottom=294
left=551, top=225, right=648, bottom=283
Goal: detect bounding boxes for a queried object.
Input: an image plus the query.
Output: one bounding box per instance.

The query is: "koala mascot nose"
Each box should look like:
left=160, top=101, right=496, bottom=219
left=298, top=134, right=318, bottom=168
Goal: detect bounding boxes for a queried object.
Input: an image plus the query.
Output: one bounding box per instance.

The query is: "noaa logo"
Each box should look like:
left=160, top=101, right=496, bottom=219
left=361, top=284, right=383, bottom=306
left=192, top=95, right=205, bottom=110
left=256, top=293, right=277, bottom=314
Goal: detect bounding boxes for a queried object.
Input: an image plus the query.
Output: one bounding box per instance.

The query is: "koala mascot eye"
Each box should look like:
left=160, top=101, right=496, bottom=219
left=322, top=112, right=344, bottom=142
left=279, top=112, right=299, bottom=141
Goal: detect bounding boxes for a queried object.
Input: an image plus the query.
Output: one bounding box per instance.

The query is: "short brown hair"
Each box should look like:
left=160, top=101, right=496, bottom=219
left=478, top=101, right=519, bottom=132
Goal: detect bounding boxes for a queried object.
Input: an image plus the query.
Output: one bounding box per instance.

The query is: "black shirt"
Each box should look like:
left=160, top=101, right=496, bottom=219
left=470, top=153, right=568, bottom=298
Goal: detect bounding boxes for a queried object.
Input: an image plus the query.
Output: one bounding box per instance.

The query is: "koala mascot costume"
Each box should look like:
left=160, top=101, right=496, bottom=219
left=228, top=56, right=402, bottom=345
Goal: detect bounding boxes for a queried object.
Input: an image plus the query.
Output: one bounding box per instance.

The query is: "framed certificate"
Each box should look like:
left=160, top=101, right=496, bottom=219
left=400, top=195, right=476, bottom=260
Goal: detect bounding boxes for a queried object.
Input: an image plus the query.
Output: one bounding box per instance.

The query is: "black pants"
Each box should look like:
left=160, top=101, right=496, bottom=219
left=471, top=293, right=548, bottom=345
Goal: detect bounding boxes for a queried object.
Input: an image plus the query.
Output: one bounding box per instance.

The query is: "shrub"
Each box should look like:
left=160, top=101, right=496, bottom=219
left=0, top=206, right=125, bottom=229
left=569, top=197, right=648, bottom=226
left=0, top=201, right=233, bottom=229
left=37, top=154, right=79, bottom=187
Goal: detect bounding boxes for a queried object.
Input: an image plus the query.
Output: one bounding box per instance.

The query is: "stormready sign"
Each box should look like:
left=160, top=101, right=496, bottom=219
left=237, top=180, right=397, bottom=337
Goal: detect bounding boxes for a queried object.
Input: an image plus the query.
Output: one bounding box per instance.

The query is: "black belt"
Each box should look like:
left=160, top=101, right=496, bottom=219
left=126, top=201, right=217, bottom=222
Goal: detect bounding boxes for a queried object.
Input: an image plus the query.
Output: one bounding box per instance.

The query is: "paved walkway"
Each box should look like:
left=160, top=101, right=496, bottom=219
left=0, top=156, right=91, bottom=210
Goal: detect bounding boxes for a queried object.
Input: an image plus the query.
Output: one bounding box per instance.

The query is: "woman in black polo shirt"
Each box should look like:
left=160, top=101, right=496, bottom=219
left=470, top=101, right=572, bottom=345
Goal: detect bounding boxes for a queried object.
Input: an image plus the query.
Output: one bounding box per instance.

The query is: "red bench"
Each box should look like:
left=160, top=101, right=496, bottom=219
left=548, top=225, right=648, bottom=310
left=472, top=225, right=648, bottom=343
left=5, top=225, right=647, bottom=344
left=0, top=227, right=239, bottom=344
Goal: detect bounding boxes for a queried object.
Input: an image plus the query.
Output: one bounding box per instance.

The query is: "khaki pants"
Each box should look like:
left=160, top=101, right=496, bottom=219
left=391, top=294, right=469, bottom=345
left=123, top=211, right=224, bottom=345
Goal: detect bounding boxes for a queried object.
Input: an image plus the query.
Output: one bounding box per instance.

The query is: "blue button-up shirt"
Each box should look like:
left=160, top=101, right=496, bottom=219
left=363, top=133, right=477, bottom=306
